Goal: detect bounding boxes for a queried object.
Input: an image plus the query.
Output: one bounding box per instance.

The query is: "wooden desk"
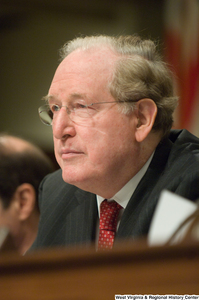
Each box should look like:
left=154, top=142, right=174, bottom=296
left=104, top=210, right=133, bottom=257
left=0, top=241, right=198, bottom=300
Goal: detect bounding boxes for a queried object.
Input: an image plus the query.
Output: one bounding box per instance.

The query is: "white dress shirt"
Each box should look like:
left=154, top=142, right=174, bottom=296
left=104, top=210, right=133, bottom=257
left=96, top=153, right=154, bottom=243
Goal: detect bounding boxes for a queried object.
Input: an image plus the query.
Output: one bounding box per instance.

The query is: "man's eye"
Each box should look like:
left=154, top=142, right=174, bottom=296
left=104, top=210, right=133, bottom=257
left=73, top=102, right=87, bottom=110
left=51, top=104, right=60, bottom=112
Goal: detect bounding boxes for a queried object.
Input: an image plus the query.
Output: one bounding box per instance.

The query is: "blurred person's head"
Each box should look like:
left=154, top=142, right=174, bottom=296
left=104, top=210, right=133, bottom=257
left=0, top=134, right=54, bottom=254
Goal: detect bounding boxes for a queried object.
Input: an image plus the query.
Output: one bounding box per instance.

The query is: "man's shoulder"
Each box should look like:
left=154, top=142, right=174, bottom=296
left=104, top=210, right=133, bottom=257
left=169, top=129, right=199, bottom=149
left=154, top=129, right=199, bottom=173
left=168, top=129, right=199, bottom=162
left=152, top=129, right=199, bottom=195
left=164, top=129, right=199, bottom=200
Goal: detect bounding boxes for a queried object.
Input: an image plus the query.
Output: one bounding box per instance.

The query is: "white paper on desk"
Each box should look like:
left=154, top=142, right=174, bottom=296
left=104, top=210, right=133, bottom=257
left=148, top=190, right=198, bottom=246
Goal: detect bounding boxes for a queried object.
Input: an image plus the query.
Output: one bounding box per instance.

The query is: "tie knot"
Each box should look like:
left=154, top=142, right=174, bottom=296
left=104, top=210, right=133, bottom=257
left=99, top=199, right=122, bottom=231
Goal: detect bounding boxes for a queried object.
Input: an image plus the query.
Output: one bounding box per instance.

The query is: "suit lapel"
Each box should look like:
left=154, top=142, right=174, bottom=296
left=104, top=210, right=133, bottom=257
left=37, top=176, right=98, bottom=248
left=52, top=187, right=98, bottom=247
left=67, top=189, right=98, bottom=245
left=116, top=137, right=173, bottom=241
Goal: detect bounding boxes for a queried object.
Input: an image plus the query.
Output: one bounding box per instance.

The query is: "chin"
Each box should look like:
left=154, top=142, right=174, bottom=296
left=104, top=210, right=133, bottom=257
left=62, top=168, right=83, bottom=185
left=61, top=168, right=95, bottom=192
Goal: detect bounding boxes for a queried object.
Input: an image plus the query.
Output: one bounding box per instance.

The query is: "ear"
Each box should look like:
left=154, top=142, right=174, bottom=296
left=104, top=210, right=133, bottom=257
left=134, top=98, right=157, bottom=142
left=14, top=183, right=36, bottom=221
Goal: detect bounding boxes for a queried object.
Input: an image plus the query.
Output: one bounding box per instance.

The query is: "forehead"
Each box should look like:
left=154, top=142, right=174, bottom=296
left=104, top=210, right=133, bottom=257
left=48, top=48, right=118, bottom=99
left=58, top=47, right=117, bottom=76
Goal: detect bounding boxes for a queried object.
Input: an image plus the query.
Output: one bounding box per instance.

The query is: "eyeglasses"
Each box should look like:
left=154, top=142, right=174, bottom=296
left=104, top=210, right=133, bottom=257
left=38, top=100, right=138, bottom=126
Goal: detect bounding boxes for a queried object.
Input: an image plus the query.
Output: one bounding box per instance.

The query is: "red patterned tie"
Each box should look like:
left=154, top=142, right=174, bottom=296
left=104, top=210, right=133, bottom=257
left=98, top=199, right=122, bottom=250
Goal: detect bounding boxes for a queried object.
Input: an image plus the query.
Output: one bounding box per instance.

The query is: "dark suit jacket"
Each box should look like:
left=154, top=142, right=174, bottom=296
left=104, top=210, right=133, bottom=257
left=31, top=129, right=199, bottom=250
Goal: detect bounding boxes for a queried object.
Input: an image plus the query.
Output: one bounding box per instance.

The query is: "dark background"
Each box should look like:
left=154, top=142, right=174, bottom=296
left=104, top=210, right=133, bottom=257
left=0, top=0, right=168, bottom=161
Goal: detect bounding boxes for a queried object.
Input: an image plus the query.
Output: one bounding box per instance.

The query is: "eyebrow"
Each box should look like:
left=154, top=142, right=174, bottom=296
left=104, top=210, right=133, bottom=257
left=42, top=93, right=89, bottom=104
left=42, top=95, right=51, bottom=103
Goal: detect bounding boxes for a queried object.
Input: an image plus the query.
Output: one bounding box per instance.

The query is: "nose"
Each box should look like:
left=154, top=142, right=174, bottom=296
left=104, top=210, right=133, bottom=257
left=52, top=107, right=76, bottom=140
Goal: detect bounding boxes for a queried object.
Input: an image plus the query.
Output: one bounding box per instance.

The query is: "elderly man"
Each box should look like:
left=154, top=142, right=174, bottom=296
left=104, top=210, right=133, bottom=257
left=32, top=35, right=199, bottom=250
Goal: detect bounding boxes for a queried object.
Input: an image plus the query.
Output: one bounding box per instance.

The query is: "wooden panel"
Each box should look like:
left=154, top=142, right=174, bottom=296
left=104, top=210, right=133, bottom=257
left=0, top=241, right=198, bottom=300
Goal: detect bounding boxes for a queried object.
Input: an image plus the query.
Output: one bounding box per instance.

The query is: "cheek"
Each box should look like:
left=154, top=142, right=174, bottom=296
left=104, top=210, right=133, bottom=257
left=0, top=204, right=8, bottom=226
left=0, top=214, right=6, bottom=227
left=0, top=210, right=12, bottom=228
left=86, top=124, right=132, bottom=165
left=53, top=138, right=61, bottom=164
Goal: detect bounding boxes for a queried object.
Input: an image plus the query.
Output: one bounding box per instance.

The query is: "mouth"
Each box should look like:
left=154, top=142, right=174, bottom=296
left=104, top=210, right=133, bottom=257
left=60, top=149, right=84, bottom=160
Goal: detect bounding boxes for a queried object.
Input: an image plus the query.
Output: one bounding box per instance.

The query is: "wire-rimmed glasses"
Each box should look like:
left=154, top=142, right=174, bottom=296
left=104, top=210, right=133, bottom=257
left=38, top=100, right=138, bottom=126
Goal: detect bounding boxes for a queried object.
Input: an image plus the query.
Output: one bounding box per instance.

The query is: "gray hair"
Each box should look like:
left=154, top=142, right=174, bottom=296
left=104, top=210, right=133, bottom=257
left=60, top=35, right=178, bottom=138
